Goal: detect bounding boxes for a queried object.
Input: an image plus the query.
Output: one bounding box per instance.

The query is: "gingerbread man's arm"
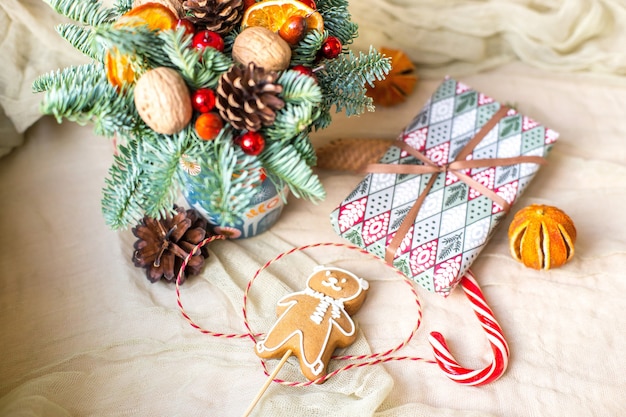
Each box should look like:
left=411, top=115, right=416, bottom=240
left=330, top=311, right=356, bottom=338
left=275, top=293, right=301, bottom=317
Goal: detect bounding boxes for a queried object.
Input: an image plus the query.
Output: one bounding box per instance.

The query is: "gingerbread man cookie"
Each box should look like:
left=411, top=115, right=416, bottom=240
left=255, top=266, right=369, bottom=382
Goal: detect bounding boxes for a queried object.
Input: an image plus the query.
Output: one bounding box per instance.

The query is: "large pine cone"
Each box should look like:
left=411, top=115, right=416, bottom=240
left=132, top=206, right=211, bottom=283
left=182, top=0, right=244, bottom=35
left=216, top=62, right=285, bottom=132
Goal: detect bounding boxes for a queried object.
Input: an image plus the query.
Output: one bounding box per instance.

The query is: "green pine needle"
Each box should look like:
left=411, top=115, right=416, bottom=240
left=56, top=23, right=101, bottom=60
left=44, top=0, right=117, bottom=26
left=291, top=30, right=326, bottom=66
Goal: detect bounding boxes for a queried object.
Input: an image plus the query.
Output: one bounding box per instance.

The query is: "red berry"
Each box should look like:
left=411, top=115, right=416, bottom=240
left=195, top=113, right=223, bottom=141
left=236, top=131, right=265, bottom=156
left=244, top=0, right=257, bottom=9
left=279, top=15, right=307, bottom=45
left=191, top=88, right=216, bottom=113
left=298, top=0, right=316, bottom=9
left=321, top=36, right=342, bottom=59
left=192, top=30, right=224, bottom=53
left=176, top=19, right=196, bottom=36
left=291, top=65, right=318, bottom=82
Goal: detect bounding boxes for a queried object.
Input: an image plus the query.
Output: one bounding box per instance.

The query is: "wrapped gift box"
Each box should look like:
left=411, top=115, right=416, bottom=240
left=330, top=78, right=558, bottom=296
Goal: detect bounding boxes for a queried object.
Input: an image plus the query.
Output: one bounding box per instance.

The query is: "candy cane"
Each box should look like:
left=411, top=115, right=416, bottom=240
left=428, top=271, right=509, bottom=386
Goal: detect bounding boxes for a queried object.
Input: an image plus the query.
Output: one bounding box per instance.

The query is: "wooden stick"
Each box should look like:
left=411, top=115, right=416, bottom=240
left=242, top=350, right=292, bottom=417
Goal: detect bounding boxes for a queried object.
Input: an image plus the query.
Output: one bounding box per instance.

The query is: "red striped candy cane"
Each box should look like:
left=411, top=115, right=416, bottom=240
left=428, top=271, right=509, bottom=386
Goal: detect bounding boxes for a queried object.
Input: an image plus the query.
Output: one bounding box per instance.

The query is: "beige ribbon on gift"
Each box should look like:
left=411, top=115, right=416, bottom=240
left=362, top=106, right=548, bottom=264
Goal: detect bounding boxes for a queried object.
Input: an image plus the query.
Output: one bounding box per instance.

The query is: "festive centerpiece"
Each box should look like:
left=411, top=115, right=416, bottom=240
left=34, top=0, right=391, bottom=237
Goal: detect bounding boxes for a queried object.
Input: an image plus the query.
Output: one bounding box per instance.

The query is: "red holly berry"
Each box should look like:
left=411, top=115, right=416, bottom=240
left=191, top=88, right=216, bottom=113
left=291, top=65, right=318, bottom=82
left=298, top=0, right=316, bottom=9
left=195, top=113, right=223, bottom=141
left=244, top=0, right=257, bottom=9
left=192, top=30, right=224, bottom=53
left=321, top=36, right=342, bottom=59
left=236, top=131, right=265, bottom=155
left=176, top=19, right=196, bottom=36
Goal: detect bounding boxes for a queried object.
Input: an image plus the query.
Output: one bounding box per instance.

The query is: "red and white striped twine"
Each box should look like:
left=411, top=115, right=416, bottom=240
left=175, top=238, right=509, bottom=386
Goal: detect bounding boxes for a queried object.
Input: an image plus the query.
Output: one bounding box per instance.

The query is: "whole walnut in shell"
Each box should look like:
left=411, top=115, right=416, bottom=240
left=134, top=67, right=193, bottom=135
left=232, top=27, right=292, bottom=72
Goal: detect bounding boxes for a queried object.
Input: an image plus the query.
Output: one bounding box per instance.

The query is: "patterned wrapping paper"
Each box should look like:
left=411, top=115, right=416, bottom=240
left=330, top=78, right=558, bottom=296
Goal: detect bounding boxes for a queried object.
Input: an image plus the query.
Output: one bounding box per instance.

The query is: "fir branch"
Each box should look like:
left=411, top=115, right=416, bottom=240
left=94, top=24, right=171, bottom=70
left=113, top=0, right=134, bottom=16
left=35, top=62, right=140, bottom=138
left=262, top=102, right=315, bottom=143
left=291, top=132, right=317, bottom=166
left=56, top=23, right=100, bottom=60
left=316, top=0, right=350, bottom=10
left=260, top=141, right=325, bottom=201
left=291, top=30, right=326, bottom=66
left=183, top=130, right=263, bottom=224
left=223, top=26, right=241, bottom=55
left=320, top=7, right=358, bottom=46
left=44, top=0, right=117, bottom=26
left=102, top=139, right=150, bottom=229
left=278, top=69, right=323, bottom=105
left=317, top=46, right=391, bottom=116
left=160, top=28, right=232, bottom=89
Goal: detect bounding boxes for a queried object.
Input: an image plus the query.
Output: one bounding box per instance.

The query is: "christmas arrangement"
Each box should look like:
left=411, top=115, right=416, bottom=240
left=34, top=0, right=391, bottom=233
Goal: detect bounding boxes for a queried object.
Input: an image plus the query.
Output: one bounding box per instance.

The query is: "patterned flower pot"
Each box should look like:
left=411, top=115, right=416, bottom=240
left=182, top=170, right=285, bottom=239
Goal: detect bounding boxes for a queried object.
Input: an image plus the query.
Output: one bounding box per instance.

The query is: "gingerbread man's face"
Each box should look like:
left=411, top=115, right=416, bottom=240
left=307, top=267, right=369, bottom=307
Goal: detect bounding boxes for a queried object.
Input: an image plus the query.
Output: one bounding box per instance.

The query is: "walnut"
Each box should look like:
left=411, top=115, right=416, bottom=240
left=133, top=67, right=193, bottom=135
left=232, top=27, right=292, bottom=72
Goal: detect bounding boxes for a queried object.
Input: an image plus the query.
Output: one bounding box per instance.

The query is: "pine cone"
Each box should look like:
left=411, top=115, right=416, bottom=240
left=216, top=63, right=285, bottom=132
left=132, top=206, right=211, bottom=283
left=182, top=0, right=244, bottom=35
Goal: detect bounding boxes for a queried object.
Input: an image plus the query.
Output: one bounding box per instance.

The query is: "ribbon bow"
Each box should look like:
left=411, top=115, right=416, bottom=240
left=363, top=106, right=548, bottom=264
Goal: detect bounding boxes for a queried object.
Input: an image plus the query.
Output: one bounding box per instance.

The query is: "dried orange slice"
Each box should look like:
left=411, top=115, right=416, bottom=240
left=366, top=47, right=418, bottom=107
left=508, top=204, right=577, bottom=270
left=242, top=0, right=324, bottom=33
left=105, top=3, right=177, bottom=89
left=115, top=2, right=177, bottom=30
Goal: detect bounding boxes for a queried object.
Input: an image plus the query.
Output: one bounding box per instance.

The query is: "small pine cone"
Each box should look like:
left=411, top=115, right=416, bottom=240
left=132, top=206, right=211, bottom=284
left=216, top=63, right=285, bottom=132
left=182, top=0, right=244, bottom=35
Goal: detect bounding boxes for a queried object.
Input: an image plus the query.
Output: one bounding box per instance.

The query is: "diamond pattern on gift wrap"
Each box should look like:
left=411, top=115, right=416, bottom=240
left=433, top=78, right=457, bottom=101
left=468, top=167, right=495, bottom=199
left=497, top=134, right=522, bottom=158
left=412, top=213, right=442, bottom=247
left=476, top=103, right=500, bottom=128
left=492, top=180, right=519, bottom=214
left=337, top=197, right=367, bottom=233
left=425, top=142, right=450, bottom=164
left=392, top=254, right=412, bottom=279
left=520, top=148, right=544, bottom=177
left=545, top=128, right=559, bottom=144
left=494, top=165, right=519, bottom=188
left=342, top=227, right=365, bottom=248
left=466, top=195, right=492, bottom=225
left=429, top=97, right=455, bottom=124
left=363, top=190, right=392, bottom=221
left=369, top=172, right=397, bottom=194
left=522, top=116, right=539, bottom=131
left=472, top=143, right=497, bottom=169
left=413, top=269, right=436, bottom=293
left=455, top=81, right=472, bottom=95
left=366, top=237, right=388, bottom=259
left=463, top=217, right=491, bottom=251
left=499, top=115, right=522, bottom=138
left=406, top=108, right=430, bottom=131
left=409, top=240, right=438, bottom=275
left=478, top=93, right=494, bottom=106
left=362, top=211, right=391, bottom=246
left=426, top=119, right=452, bottom=148
left=344, top=178, right=371, bottom=202
left=402, top=127, right=428, bottom=152
left=452, top=108, right=477, bottom=139
left=454, top=91, right=477, bottom=115
left=437, top=229, right=465, bottom=262
left=461, top=247, right=483, bottom=274
left=416, top=188, right=444, bottom=222
left=443, top=183, right=468, bottom=209
left=522, top=126, right=545, bottom=153
left=387, top=225, right=414, bottom=256
left=439, top=203, right=467, bottom=236
left=380, top=144, right=402, bottom=164
left=392, top=176, right=422, bottom=208
left=434, top=255, right=463, bottom=295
